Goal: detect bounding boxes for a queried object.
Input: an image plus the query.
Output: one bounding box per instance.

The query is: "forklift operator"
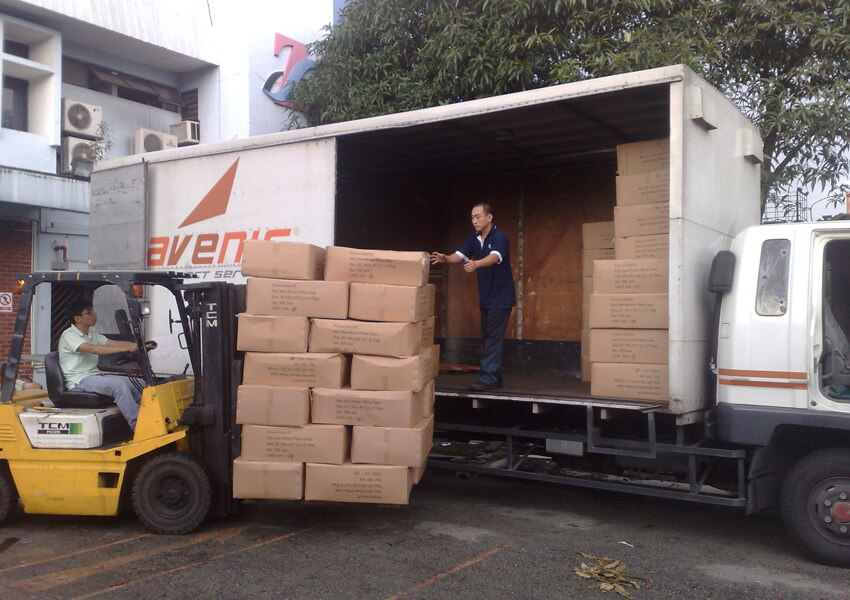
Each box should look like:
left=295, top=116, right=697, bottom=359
left=58, top=299, right=153, bottom=430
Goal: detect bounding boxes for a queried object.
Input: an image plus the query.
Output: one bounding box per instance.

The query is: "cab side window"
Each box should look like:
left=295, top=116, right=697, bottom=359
left=755, top=239, right=790, bottom=316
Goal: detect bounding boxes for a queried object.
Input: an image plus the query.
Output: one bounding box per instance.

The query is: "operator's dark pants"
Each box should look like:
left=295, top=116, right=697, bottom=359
left=478, top=308, right=512, bottom=386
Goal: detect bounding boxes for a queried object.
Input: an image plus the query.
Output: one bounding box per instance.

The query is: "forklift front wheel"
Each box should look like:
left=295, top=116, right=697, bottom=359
left=781, top=448, right=850, bottom=567
left=132, top=453, right=212, bottom=534
left=0, top=466, right=18, bottom=524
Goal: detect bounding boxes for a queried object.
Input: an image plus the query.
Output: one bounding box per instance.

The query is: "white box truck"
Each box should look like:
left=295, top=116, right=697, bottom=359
left=79, top=65, right=850, bottom=565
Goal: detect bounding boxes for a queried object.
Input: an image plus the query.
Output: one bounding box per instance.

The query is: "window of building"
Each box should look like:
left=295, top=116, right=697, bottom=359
left=62, top=58, right=183, bottom=113
left=3, top=39, right=29, bottom=59
left=2, top=76, right=28, bottom=131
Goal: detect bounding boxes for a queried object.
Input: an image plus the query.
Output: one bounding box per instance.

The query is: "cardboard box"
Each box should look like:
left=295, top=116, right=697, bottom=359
left=246, top=278, right=349, bottom=319
left=240, top=240, right=326, bottom=280
left=309, top=319, right=423, bottom=358
left=420, top=316, right=435, bottom=349
left=582, top=248, right=615, bottom=276
left=592, top=259, right=668, bottom=294
left=311, top=387, right=426, bottom=428
left=236, top=385, right=310, bottom=427
left=582, top=302, right=590, bottom=330
left=590, top=363, right=669, bottom=402
left=614, top=203, right=669, bottom=238
left=581, top=328, right=590, bottom=355
left=243, top=352, right=349, bottom=388
left=429, top=344, right=440, bottom=379
left=588, top=294, right=668, bottom=329
left=589, top=329, right=669, bottom=364
left=237, top=314, right=310, bottom=353
left=351, top=348, right=434, bottom=391
left=616, top=170, right=669, bottom=206
left=582, top=277, right=594, bottom=305
left=418, top=379, right=435, bottom=417
left=615, top=234, right=670, bottom=260
left=581, top=354, right=592, bottom=383
left=410, top=458, right=428, bottom=484
left=616, top=138, right=669, bottom=175
left=232, top=458, right=303, bottom=500
left=582, top=221, right=615, bottom=250
left=325, top=246, right=430, bottom=287
left=241, top=424, right=350, bottom=464
left=351, top=415, right=434, bottom=467
left=349, top=283, right=436, bottom=323
left=305, top=463, right=412, bottom=504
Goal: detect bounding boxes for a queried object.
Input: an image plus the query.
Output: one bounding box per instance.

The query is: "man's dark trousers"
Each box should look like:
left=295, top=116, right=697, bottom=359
left=479, top=308, right=511, bottom=386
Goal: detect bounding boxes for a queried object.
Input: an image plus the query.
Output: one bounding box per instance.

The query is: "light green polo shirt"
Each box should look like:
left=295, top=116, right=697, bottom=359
left=58, top=325, right=108, bottom=389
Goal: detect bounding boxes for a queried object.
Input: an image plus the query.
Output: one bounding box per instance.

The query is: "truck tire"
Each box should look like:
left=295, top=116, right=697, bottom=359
left=0, top=467, right=18, bottom=524
left=780, top=448, right=850, bottom=567
left=132, top=453, right=212, bottom=535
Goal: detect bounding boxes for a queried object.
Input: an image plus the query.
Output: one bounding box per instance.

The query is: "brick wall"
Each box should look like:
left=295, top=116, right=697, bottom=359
left=0, top=220, right=33, bottom=380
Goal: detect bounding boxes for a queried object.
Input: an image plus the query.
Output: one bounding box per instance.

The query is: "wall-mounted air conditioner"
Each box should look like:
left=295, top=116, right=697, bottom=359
left=62, top=99, right=103, bottom=140
left=132, top=128, right=178, bottom=154
left=169, top=121, right=200, bottom=146
left=61, top=136, right=95, bottom=173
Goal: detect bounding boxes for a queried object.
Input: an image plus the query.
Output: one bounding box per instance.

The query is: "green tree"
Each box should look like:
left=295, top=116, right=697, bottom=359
left=292, top=0, right=850, bottom=213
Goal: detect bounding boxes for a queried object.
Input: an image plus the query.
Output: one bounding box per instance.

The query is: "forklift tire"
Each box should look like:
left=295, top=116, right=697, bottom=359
left=132, top=453, right=212, bottom=535
left=0, top=467, right=18, bottom=525
left=780, top=448, right=850, bottom=567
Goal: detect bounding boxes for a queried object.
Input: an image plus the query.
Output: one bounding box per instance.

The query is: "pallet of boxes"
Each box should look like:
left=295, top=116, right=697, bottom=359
left=233, top=241, right=438, bottom=505
left=589, top=138, right=670, bottom=402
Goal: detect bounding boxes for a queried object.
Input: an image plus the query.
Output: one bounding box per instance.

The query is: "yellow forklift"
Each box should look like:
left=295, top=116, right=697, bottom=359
left=0, top=271, right=243, bottom=533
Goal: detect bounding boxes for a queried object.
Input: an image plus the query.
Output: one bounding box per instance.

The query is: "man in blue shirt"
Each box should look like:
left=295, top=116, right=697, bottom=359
left=431, top=203, right=516, bottom=391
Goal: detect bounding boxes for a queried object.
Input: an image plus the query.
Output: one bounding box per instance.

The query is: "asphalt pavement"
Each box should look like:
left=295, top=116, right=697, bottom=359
left=0, top=469, right=847, bottom=599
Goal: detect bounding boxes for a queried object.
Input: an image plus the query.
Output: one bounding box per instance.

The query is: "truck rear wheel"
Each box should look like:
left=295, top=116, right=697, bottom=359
left=0, top=467, right=18, bottom=524
left=780, top=448, right=850, bottom=567
left=132, top=453, right=212, bottom=534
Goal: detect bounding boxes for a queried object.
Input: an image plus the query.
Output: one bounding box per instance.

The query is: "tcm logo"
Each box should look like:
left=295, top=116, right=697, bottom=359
left=38, top=422, right=82, bottom=435
left=262, top=34, right=316, bottom=109
left=147, top=158, right=292, bottom=268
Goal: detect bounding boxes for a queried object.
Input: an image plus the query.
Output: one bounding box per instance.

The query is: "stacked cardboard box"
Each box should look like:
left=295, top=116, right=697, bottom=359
left=233, top=240, right=438, bottom=505
left=581, top=221, right=614, bottom=382
left=589, top=139, right=670, bottom=402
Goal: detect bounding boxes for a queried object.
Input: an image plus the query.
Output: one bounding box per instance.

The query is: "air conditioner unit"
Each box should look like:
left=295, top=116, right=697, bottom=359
left=61, top=136, right=95, bottom=174
left=169, top=121, right=200, bottom=146
left=131, top=128, right=178, bottom=154
left=62, top=99, right=103, bottom=140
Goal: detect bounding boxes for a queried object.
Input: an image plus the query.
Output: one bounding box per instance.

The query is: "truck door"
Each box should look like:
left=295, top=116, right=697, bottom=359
left=815, top=231, right=850, bottom=413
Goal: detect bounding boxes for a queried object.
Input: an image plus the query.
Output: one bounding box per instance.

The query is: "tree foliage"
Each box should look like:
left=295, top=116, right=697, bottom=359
left=292, top=0, right=850, bottom=211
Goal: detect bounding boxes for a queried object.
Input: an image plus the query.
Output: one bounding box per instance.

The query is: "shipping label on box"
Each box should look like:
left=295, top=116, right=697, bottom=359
left=592, top=259, right=668, bottom=294
left=241, top=424, right=350, bottom=464
left=236, top=385, right=310, bottom=427
left=589, top=329, right=669, bottom=364
left=351, top=348, right=434, bottom=391
left=351, top=415, right=434, bottom=467
left=243, top=352, right=349, bottom=388
left=582, top=248, right=615, bottom=276
left=308, top=319, right=423, bottom=358
left=232, top=457, right=303, bottom=500
left=616, top=138, right=669, bottom=175
left=616, top=170, right=670, bottom=206
left=237, top=314, right=310, bottom=353
left=311, top=387, right=425, bottom=428
left=241, top=240, right=326, bottom=280
left=305, top=463, right=412, bottom=504
left=588, top=294, right=669, bottom=329
left=614, top=203, right=669, bottom=238
left=590, top=363, right=669, bottom=402
left=349, top=283, right=436, bottom=322
left=582, top=221, right=615, bottom=250
left=325, top=246, right=430, bottom=287
left=246, top=278, right=349, bottom=319
left=615, top=234, right=670, bottom=260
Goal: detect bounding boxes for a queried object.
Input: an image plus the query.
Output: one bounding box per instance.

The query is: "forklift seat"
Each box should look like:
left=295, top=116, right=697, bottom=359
left=44, top=351, right=115, bottom=409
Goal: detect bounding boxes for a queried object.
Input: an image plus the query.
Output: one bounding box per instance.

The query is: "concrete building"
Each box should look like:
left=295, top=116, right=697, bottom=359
left=0, top=0, right=339, bottom=381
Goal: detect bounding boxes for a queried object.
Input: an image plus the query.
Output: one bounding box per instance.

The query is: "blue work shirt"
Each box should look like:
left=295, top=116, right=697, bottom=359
left=457, top=225, right=517, bottom=310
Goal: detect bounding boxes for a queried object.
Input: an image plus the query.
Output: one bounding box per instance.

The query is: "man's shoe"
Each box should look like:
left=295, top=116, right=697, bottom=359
left=469, top=381, right=501, bottom=391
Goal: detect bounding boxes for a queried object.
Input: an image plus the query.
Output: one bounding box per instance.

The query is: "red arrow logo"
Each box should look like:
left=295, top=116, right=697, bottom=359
left=179, top=158, right=240, bottom=228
